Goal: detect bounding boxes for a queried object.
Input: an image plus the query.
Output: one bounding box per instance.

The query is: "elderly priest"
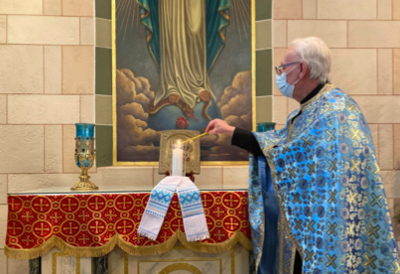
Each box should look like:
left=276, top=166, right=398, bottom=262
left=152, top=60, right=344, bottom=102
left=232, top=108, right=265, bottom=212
left=206, top=37, right=400, bottom=274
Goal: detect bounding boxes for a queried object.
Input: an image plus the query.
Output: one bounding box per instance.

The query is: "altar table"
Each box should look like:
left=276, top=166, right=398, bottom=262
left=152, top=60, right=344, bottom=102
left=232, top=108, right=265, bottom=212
left=5, top=187, right=252, bottom=261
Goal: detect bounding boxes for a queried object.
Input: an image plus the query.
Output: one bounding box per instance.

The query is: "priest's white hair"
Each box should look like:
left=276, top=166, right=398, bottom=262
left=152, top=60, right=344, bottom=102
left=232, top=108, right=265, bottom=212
left=289, top=37, right=331, bottom=84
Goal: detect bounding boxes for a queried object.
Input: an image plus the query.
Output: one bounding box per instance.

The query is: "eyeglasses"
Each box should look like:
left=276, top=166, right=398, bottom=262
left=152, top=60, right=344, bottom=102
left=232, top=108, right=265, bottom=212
left=275, top=61, right=300, bottom=76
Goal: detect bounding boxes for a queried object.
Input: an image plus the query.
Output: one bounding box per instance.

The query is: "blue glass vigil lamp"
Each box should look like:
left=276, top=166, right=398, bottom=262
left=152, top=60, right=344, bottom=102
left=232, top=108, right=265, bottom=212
left=71, top=123, right=98, bottom=190
left=257, top=122, right=276, bottom=132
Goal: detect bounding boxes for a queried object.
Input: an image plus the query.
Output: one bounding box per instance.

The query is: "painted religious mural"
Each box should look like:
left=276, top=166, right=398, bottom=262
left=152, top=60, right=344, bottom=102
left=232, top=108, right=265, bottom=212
left=113, top=0, right=254, bottom=164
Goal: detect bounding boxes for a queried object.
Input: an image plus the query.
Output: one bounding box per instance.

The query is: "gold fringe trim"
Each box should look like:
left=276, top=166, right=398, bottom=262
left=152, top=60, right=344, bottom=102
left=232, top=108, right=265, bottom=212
left=4, top=231, right=252, bottom=259
left=117, top=233, right=178, bottom=256
left=178, top=230, right=252, bottom=254
left=5, top=235, right=118, bottom=260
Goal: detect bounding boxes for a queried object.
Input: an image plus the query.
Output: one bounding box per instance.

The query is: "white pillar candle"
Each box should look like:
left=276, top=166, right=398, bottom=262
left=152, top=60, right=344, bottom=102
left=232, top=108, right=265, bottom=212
left=172, top=140, right=184, bottom=176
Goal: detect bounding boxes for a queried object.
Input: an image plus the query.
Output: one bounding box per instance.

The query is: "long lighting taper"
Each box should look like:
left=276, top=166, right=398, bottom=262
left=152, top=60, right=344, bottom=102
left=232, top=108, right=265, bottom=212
left=181, top=132, right=209, bottom=144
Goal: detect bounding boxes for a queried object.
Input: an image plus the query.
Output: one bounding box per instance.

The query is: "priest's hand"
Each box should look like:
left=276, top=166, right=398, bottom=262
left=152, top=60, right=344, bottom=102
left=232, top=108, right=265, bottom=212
left=206, top=119, right=235, bottom=136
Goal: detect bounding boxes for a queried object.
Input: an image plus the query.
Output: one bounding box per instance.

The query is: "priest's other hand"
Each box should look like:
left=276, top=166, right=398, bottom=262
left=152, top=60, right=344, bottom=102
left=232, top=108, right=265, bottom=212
left=206, top=119, right=235, bottom=136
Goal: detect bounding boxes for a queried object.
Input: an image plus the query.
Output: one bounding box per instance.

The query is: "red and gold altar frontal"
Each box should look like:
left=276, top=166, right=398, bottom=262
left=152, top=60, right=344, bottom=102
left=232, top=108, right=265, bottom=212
left=5, top=191, right=252, bottom=259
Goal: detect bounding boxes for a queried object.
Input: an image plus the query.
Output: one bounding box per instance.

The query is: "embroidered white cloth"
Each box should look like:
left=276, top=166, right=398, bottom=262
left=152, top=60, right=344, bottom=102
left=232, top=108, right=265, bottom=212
left=138, top=176, right=210, bottom=242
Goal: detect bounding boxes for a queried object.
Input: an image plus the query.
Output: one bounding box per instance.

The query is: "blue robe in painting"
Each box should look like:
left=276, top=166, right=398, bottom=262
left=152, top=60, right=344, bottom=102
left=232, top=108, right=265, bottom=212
left=249, top=84, right=400, bottom=274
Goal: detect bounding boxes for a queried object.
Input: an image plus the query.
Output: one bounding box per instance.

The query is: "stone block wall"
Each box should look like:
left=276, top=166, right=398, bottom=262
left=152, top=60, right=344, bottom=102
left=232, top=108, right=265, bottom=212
left=0, top=0, right=96, bottom=272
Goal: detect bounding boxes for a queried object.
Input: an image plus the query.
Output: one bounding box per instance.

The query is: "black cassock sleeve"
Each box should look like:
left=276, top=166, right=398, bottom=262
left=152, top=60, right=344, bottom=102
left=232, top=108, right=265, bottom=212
left=231, top=128, right=264, bottom=157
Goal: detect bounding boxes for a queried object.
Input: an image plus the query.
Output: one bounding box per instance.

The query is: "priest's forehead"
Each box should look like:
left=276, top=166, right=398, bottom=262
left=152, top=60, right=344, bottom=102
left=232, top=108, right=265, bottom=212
left=281, top=46, right=299, bottom=65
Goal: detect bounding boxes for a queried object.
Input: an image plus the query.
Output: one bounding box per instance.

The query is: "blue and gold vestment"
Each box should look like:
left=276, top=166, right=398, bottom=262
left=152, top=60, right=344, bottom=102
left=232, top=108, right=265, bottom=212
left=249, top=84, right=400, bottom=274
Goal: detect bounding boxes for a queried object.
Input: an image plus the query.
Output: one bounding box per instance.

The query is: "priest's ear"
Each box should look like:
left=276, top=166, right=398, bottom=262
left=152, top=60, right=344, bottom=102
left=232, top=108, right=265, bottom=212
left=299, top=62, right=309, bottom=79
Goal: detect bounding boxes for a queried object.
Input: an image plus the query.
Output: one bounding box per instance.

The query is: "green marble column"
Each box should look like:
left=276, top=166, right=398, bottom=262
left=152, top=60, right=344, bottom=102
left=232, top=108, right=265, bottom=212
left=29, top=258, right=41, bottom=274
left=95, top=255, right=109, bottom=274
left=249, top=250, right=256, bottom=274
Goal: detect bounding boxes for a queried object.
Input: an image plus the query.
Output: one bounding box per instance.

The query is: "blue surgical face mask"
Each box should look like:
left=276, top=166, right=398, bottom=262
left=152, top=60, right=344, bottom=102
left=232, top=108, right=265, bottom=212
left=275, top=65, right=300, bottom=98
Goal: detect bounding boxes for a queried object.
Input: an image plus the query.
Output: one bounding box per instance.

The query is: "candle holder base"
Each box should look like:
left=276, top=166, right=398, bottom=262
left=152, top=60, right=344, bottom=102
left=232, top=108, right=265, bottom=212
left=71, top=171, right=98, bottom=191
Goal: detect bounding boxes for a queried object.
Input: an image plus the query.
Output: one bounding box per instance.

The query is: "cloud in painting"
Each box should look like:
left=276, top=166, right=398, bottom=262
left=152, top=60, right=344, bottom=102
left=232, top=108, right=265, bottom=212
left=120, top=102, right=149, bottom=121
left=116, top=68, right=155, bottom=107
left=116, top=68, right=252, bottom=161
left=117, top=69, right=159, bottom=157
left=201, top=70, right=252, bottom=152
left=123, top=145, right=159, bottom=160
left=218, top=70, right=252, bottom=130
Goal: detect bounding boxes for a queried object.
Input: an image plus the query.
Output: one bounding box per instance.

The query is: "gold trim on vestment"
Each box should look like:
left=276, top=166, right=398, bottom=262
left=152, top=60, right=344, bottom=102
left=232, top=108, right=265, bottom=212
left=301, top=83, right=336, bottom=110
left=255, top=210, right=265, bottom=272
left=290, top=246, right=296, bottom=274
left=287, top=84, right=335, bottom=139
left=279, top=218, right=284, bottom=273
